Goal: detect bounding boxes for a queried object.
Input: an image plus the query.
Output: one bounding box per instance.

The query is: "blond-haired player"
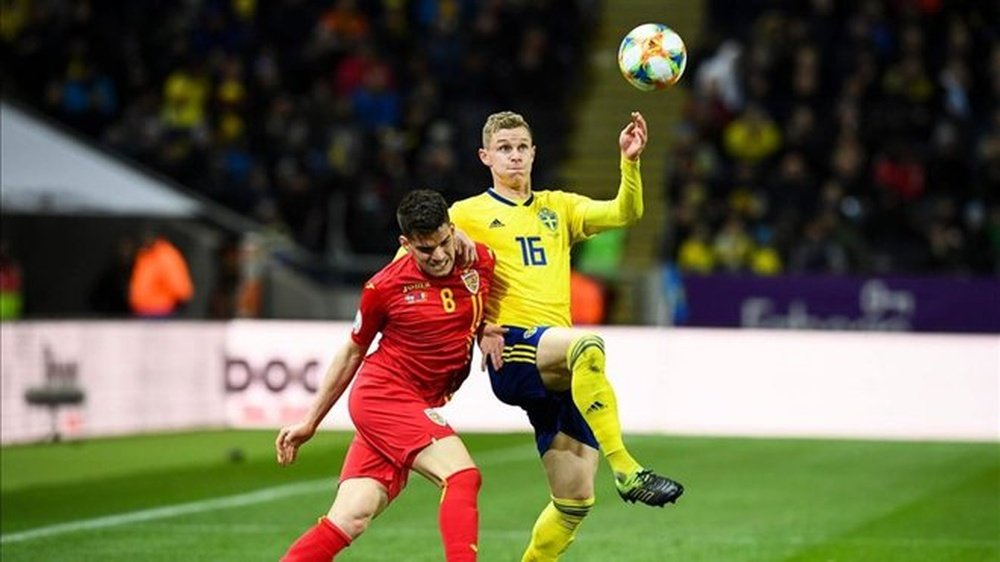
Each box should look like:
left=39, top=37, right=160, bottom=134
left=451, top=110, right=684, bottom=561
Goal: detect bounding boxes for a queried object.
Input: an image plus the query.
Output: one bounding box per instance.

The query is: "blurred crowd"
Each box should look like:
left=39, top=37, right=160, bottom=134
left=1, top=0, right=595, bottom=255
left=667, top=0, right=1000, bottom=276
left=5, top=0, right=997, bottom=282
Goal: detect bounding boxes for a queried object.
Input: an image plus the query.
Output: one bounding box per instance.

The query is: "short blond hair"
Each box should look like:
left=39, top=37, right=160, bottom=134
left=482, top=111, right=532, bottom=147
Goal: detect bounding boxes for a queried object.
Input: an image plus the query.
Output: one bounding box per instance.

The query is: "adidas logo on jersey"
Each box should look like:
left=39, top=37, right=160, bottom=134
left=489, top=218, right=505, bottom=228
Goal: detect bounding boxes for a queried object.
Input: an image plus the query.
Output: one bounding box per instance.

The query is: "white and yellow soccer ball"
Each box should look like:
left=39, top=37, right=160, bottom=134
left=617, top=23, right=687, bottom=91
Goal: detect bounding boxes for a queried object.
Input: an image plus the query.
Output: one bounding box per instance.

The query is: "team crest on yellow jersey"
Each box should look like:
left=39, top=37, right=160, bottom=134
left=538, top=207, right=558, bottom=232
left=461, top=269, right=480, bottom=293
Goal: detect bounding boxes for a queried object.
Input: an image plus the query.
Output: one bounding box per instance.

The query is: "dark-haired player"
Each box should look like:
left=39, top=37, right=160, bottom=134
left=276, top=189, right=499, bottom=562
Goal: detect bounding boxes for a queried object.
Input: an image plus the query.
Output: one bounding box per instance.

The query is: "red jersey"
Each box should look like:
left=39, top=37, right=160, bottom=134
left=350, top=243, right=495, bottom=406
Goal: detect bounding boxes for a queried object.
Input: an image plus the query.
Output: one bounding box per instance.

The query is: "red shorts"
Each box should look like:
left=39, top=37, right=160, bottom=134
left=340, top=372, right=456, bottom=500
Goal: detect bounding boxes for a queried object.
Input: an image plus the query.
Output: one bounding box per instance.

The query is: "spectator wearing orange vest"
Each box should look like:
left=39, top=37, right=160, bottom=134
left=129, top=232, right=193, bottom=318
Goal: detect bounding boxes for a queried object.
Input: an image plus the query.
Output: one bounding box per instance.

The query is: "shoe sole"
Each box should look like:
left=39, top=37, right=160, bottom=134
left=618, top=487, right=683, bottom=507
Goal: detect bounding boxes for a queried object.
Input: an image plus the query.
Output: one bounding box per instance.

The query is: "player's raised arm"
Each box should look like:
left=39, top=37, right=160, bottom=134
left=275, top=339, right=366, bottom=466
left=620, top=111, right=647, bottom=162
left=581, top=112, right=647, bottom=235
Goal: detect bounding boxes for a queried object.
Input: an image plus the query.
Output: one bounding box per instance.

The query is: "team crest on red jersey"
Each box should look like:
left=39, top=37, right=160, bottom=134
left=461, top=269, right=480, bottom=294
left=424, top=408, right=448, bottom=426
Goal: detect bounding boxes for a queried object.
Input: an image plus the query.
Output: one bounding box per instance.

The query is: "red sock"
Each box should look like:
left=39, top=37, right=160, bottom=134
left=439, top=467, right=481, bottom=562
left=281, top=517, right=351, bottom=562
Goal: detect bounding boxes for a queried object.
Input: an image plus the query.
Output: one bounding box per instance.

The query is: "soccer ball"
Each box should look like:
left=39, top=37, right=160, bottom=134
left=617, top=23, right=687, bottom=91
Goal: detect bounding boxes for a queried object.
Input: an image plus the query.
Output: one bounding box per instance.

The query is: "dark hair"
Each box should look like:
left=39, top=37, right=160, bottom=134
left=396, top=189, right=450, bottom=237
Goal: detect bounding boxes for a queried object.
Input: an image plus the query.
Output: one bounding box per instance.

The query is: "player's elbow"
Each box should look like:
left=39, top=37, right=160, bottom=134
left=622, top=208, right=643, bottom=226
left=617, top=199, right=643, bottom=225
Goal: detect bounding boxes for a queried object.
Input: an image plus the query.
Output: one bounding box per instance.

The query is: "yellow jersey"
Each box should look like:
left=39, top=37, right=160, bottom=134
left=450, top=157, right=643, bottom=328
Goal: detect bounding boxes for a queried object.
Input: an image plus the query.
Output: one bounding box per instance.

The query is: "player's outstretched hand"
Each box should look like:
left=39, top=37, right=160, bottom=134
left=454, top=228, right=478, bottom=266
left=479, top=323, right=508, bottom=371
left=619, top=111, right=648, bottom=162
left=275, top=422, right=314, bottom=466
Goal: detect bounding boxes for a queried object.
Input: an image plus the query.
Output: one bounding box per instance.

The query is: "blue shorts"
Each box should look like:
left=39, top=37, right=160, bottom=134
left=487, top=326, right=599, bottom=456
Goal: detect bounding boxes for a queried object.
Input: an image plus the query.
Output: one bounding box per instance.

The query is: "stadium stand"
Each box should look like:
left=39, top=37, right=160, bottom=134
left=3, top=0, right=996, bottom=324
left=1, top=0, right=596, bottom=259
left=666, top=0, right=999, bottom=276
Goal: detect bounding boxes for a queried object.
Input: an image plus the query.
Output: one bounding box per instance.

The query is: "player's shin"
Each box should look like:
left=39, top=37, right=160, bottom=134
left=520, top=497, right=595, bottom=562
left=281, top=516, right=351, bottom=562
left=567, top=335, right=640, bottom=479
left=439, top=467, right=482, bottom=562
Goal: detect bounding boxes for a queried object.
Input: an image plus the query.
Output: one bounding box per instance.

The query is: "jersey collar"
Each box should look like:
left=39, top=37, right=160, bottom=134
left=487, top=188, right=534, bottom=207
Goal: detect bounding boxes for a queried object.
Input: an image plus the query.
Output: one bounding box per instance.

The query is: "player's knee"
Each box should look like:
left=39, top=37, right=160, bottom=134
left=329, top=511, right=375, bottom=539
left=552, top=496, right=595, bottom=520
left=568, top=334, right=606, bottom=373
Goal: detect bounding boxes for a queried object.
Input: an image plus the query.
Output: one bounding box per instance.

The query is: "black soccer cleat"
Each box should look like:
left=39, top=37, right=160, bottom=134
left=615, top=469, right=685, bottom=507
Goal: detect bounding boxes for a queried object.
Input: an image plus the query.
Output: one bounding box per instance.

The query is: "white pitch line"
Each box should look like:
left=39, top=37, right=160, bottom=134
left=0, top=479, right=330, bottom=545
left=1, top=443, right=534, bottom=545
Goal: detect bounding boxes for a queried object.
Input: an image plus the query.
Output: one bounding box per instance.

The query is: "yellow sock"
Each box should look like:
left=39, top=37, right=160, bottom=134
left=568, top=335, right=641, bottom=478
left=520, top=497, right=594, bottom=562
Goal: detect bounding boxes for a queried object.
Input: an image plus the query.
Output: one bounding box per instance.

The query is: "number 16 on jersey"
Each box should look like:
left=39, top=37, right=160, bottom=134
left=516, top=236, right=547, bottom=266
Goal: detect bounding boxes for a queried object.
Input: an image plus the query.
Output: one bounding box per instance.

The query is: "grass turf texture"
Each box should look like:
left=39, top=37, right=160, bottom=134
left=1, top=430, right=997, bottom=561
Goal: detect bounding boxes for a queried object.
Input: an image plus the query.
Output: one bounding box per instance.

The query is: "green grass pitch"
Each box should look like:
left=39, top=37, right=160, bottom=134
left=1, top=430, right=997, bottom=561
